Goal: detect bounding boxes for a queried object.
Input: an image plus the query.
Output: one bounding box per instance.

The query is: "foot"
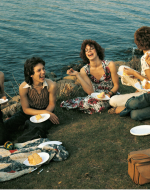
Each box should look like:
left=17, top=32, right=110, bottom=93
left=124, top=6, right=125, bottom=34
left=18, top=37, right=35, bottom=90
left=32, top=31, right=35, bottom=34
left=108, top=106, right=125, bottom=114
left=115, top=106, right=126, bottom=114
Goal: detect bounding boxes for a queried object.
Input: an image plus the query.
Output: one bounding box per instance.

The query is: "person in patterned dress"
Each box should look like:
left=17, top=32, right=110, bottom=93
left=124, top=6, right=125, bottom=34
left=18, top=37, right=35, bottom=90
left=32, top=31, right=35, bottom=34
left=60, top=39, right=119, bottom=114
left=4, top=57, right=59, bottom=143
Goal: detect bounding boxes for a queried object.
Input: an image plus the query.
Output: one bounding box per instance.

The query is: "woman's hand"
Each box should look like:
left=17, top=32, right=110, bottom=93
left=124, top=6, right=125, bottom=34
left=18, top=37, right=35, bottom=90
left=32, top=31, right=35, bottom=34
left=1, top=96, right=6, bottom=100
left=67, top=68, right=79, bottom=76
left=106, top=93, right=111, bottom=98
left=145, top=53, right=150, bottom=66
left=123, top=67, right=134, bottom=76
left=49, top=112, right=59, bottom=124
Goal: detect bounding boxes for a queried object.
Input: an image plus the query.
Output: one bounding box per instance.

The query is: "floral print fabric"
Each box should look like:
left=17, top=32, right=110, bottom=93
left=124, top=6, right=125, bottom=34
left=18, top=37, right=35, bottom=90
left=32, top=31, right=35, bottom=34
left=60, top=60, right=114, bottom=114
left=141, top=50, right=150, bottom=77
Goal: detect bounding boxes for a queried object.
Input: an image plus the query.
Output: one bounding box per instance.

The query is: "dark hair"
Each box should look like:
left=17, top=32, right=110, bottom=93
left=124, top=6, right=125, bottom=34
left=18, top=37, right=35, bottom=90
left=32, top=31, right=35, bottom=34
left=80, top=39, right=105, bottom=64
left=134, top=26, right=150, bottom=50
left=24, top=57, right=45, bottom=85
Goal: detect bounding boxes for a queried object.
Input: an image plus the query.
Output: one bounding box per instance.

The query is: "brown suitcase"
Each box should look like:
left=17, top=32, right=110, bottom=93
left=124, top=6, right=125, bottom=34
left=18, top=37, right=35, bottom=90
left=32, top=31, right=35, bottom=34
left=128, top=149, right=150, bottom=185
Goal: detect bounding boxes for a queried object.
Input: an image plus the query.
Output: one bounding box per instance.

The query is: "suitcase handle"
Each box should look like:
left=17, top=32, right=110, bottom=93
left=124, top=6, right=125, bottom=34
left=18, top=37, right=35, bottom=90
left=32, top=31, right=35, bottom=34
left=128, top=153, right=150, bottom=161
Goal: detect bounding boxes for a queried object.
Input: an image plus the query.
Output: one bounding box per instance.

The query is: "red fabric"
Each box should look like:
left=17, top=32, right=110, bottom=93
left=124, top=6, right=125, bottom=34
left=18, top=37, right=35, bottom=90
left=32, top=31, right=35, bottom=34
left=8, top=170, right=16, bottom=173
left=9, top=149, right=17, bottom=153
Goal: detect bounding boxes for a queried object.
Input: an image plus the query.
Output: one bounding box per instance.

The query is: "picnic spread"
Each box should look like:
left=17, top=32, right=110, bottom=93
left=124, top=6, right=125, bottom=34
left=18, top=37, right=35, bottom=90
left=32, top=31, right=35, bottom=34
left=0, top=138, right=69, bottom=182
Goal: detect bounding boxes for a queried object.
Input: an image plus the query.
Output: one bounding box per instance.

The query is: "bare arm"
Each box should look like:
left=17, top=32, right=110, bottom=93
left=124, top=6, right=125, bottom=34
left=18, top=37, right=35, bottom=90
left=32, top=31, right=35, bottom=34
left=123, top=67, right=150, bottom=81
left=0, top=71, right=6, bottom=99
left=67, top=68, right=94, bottom=95
left=107, top=61, right=119, bottom=97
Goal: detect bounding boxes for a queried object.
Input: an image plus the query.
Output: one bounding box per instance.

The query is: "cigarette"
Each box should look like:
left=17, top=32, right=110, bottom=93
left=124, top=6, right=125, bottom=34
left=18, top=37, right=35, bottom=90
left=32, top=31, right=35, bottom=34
left=29, top=167, right=37, bottom=173
left=37, top=169, right=43, bottom=174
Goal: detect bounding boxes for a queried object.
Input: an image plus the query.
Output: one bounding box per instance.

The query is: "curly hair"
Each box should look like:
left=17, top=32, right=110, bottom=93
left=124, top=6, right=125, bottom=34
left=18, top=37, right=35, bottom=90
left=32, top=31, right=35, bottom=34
left=80, top=39, right=105, bottom=64
left=134, top=26, right=150, bottom=50
left=24, top=57, right=45, bottom=85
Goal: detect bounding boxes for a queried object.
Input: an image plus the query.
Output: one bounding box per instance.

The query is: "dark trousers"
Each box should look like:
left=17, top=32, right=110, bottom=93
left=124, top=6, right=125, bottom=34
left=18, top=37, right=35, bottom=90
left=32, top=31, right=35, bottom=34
left=3, top=108, right=53, bottom=143
left=0, top=109, right=7, bottom=145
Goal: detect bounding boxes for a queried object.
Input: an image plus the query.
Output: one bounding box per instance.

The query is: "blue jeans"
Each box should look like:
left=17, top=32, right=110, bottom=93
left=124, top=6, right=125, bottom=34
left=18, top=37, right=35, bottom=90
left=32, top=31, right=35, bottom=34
left=120, top=93, right=150, bottom=121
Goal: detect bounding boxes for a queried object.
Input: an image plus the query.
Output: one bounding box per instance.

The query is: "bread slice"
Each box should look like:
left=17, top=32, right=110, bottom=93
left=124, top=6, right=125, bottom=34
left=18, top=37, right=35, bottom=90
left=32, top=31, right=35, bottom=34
left=28, top=153, right=42, bottom=165
left=97, top=92, right=105, bottom=99
left=36, top=114, right=42, bottom=120
left=123, top=72, right=128, bottom=76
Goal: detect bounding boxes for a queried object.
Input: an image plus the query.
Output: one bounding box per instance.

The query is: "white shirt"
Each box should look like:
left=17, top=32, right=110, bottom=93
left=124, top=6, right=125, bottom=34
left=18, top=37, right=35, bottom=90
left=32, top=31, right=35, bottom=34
left=23, top=80, right=48, bottom=89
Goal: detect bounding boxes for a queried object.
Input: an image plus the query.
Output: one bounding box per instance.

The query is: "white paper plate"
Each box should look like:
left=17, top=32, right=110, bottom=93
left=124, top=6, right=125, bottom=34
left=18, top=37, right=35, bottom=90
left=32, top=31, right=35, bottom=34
left=91, top=93, right=110, bottom=100
left=117, top=65, right=135, bottom=76
left=134, top=82, right=150, bottom=92
left=117, top=71, right=132, bottom=77
left=38, top=141, right=62, bottom=148
left=0, top=99, right=8, bottom=104
left=30, top=114, right=50, bottom=123
left=23, top=152, right=49, bottom=166
left=130, top=125, right=150, bottom=136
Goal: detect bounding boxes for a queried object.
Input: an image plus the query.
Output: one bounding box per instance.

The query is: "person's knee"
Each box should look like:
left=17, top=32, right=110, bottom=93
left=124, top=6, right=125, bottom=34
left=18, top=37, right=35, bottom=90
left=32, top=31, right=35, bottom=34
left=109, top=96, right=118, bottom=107
left=130, top=110, right=141, bottom=121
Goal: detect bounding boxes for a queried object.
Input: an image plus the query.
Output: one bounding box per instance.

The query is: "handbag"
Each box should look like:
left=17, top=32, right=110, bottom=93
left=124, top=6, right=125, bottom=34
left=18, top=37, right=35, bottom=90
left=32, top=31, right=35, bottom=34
left=128, top=148, right=150, bottom=185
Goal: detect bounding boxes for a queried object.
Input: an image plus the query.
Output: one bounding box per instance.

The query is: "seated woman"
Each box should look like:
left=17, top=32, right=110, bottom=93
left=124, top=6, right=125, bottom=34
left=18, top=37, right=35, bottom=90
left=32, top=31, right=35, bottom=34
left=4, top=57, right=59, bottom=143
left=0, top=71, right=7, bottom=144
left=60, top=39, right=119, bottom=114
left=109, top=26, right=150, bottom=111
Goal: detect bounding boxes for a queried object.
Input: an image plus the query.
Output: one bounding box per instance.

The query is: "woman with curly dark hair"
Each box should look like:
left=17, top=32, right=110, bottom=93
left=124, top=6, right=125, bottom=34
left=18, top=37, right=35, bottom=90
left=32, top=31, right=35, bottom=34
left=60, top=39, right=119, bottom=114
left=108, top=26, right=150, bottom=120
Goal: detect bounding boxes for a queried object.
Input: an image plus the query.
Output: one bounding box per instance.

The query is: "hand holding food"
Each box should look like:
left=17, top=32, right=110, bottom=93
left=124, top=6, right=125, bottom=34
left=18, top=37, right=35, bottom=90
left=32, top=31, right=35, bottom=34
left=123, top=67, right=134, bottom=76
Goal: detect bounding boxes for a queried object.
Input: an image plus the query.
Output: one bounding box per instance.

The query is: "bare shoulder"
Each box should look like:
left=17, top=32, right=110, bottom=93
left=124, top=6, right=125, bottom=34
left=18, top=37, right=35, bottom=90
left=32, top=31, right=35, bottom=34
left=45, top=79, right=56, bottom=92
left=80, top=66, right=87, bottom=75
left=19, top=81, right=28, bottom=94
left=108, top=61, right=117, bottom=71
left=0, top=71, right=4, bottom=79
left=108, top=61, right=115, bottom=67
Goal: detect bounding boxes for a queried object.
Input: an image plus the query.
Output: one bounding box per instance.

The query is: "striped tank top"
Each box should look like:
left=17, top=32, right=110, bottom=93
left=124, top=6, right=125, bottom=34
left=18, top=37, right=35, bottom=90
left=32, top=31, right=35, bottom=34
left=27, top=86, right=49, bottom=110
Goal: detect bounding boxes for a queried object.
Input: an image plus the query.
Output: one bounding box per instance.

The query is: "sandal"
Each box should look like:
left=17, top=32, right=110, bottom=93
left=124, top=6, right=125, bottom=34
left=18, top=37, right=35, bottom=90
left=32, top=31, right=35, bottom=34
left=108, top=107, right=117, bottom=114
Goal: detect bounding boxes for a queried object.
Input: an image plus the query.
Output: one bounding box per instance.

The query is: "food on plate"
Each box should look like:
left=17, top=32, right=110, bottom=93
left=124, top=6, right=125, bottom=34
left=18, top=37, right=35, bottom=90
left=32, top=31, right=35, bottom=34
left=142, top=79, right=150, bottom=89
left=97, top=92, right=105, bottom=99
left=36, top=114, right=42, bottom=120
left=123, top=71, right=128, bottom=76
left=28, top=153, right=42, bottom=165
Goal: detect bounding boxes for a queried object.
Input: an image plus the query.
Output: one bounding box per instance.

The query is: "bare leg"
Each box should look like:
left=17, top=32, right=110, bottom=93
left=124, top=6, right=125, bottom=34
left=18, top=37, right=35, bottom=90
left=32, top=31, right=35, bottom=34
left=115, top=106, right=126, bottom=114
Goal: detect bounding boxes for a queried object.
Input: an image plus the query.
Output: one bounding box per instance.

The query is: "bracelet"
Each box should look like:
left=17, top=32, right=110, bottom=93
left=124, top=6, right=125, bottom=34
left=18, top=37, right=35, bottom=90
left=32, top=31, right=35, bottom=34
left=108, top=91, right=115, bottom=97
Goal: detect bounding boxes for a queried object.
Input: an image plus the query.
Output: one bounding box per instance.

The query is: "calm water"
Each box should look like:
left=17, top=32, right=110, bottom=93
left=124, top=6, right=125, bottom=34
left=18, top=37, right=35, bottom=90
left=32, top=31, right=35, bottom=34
left=0, top=0, right=150, bottom=96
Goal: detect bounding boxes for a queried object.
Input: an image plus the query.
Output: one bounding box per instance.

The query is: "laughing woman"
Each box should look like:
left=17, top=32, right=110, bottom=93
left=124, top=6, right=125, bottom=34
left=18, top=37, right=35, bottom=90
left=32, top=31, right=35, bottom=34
left=60, top=39, right=119, bottom=114
left=4, top=57, right=59, bottom=143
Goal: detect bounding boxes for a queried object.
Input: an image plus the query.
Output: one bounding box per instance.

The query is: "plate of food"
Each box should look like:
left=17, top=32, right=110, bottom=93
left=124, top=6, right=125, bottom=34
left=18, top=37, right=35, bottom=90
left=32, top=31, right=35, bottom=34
left=117, top=71, right=129, bottom=76
left=134, top=79, right=150, bottom=92
left=30, top=114, right=50, bottom=123
left=38, top=141, right=62, bottom=148
left=117, top=65, right=136, bottom=76
left=0, top=98, right=8, bottom=104
left=130, top=125, right=150, bottom=136
left=91, top=92, right=110, bottom=100
left=23, top=152, right=49, bottom=166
